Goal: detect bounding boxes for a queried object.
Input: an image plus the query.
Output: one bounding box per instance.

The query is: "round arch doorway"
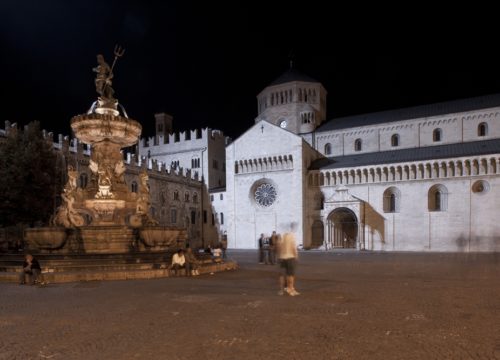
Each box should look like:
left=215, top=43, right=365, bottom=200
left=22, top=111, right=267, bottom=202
left=327, top=208, right=358, bottom=249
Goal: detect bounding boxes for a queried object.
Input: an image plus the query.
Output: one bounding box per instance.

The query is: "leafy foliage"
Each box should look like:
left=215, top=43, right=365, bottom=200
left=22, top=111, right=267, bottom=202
left=0, top=122, right=63, bottom=226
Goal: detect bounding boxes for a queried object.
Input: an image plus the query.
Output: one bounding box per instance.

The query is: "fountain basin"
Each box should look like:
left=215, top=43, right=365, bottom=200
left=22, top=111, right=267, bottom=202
left=25, top=227, right=67, bottom=250
left=71, top=113, right=142, bottom=146
left=139, top=227, right=187, bottom=250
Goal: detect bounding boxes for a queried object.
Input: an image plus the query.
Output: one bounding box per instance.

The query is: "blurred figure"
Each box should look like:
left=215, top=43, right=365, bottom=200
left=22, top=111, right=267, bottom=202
left=277, top=222, right=300, bottom=296
left=262, top=235, right=272, bottom=265
left=221, top=232, right=228, bottom=259
left=19, top=254, right=41, bottom=285
left=270, top=230, right=279, bottom=264
left=258, top=233, right=265, bottom=264
left=185, top=247, right=201, bottom=276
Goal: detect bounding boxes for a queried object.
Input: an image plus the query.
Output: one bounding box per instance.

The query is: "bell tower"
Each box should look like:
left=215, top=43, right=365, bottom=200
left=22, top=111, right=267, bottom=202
left=255, top=67, right=327, bottom=135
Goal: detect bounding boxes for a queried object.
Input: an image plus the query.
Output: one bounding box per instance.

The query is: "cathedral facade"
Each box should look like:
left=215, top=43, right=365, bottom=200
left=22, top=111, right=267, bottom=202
left=222, top=69, right=500, bottom=251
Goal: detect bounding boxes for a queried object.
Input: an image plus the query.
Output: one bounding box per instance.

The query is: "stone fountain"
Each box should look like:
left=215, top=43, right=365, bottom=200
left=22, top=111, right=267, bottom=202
left=24, top=48, right=187, bottom=254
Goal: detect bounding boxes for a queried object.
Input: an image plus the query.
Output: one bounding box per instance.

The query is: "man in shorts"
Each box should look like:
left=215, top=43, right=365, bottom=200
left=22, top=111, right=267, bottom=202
left=277, top=222, right=299, bottom=296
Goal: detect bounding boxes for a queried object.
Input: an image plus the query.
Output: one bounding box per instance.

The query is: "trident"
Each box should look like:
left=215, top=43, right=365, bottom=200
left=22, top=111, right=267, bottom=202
left=101, top=45, right=125, bottom=99
left=109, top=44, right=125, bottom=75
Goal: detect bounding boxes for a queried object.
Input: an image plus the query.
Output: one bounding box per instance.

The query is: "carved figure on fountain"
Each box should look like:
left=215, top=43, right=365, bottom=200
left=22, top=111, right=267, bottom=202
left=51, top=165, right=85, bottom=228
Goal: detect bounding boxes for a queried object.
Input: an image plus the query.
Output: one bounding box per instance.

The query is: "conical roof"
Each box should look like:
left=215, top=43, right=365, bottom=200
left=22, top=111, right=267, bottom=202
left=268, top=67, right=318, bottom=86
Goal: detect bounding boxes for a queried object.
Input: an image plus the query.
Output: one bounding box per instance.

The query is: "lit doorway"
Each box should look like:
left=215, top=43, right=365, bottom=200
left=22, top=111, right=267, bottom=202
left=327, top=208, right=358, bottom=249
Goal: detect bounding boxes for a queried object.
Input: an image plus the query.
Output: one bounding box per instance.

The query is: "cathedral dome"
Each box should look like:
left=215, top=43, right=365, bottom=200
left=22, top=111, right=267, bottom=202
left=268, top=67, right=318, bottom=86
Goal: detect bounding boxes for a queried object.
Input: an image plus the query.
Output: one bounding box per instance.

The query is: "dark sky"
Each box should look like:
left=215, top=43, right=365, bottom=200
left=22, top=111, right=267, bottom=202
left=1, top=1, right=499, bottom=139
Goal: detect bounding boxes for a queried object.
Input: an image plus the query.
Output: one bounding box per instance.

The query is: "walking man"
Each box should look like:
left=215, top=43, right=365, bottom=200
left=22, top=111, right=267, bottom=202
left=277, top=222, right=300, bottom=296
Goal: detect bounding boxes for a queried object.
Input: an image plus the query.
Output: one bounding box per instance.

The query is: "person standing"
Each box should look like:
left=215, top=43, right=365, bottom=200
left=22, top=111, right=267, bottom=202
left=270, top=231, right=279, bottom=265
left=258, top=233, right=265, bottom=264
left=277, top=223, right=300, bottom=296
left=184, top=247, right=200, bottom=276
left=262, top=236, right=272, bottom=265
left=221, top=232, right=228, bottom=259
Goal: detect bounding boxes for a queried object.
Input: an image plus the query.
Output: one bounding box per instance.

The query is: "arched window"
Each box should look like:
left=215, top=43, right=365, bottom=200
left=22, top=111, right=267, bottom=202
left=191, top=158, right=200, bottom=168
left=173, top=191, right=179, bottom=201
left=193, top=193, right=198, bottom=203
left=170, top=208, right=177, bottom=223
left=383, top=187, right=401, bottom=213
left=428, top=184, right=448, bottom=211
left=184, top=192, right=190, bottom=202
left=433, top=128, right=442, bottom=142
left=478, top=122, right=488, bottom=137
left=324, top=143, right=332, bottom=155
left=354, top=139, right=362, bottom=151
left=79, top=173, right=88, bottom=189
left=314, top=193, right=324, bottom=210
left=131, top=181, right=138, bottom=193
left=220, top=212, right=224, bottom=225
left=391, top=134, right=399, bottom=147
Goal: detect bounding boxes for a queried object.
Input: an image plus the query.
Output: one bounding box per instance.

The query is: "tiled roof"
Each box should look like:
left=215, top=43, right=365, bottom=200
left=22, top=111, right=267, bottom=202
left=317, top=93, right=500, bottom=132
left=310, top=139, right=500, bottom=170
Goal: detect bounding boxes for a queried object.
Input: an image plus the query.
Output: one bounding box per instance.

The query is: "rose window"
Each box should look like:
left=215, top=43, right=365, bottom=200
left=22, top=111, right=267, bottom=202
left=254, top=183, right=277, bottom=207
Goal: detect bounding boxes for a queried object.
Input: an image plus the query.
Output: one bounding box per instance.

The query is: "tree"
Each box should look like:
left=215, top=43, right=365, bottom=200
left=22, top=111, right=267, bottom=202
left=0, top=121, right=63, bottom=227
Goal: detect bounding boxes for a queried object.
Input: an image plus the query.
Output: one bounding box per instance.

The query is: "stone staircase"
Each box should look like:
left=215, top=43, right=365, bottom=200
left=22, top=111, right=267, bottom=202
left=0, top=252, right=237, bottom=284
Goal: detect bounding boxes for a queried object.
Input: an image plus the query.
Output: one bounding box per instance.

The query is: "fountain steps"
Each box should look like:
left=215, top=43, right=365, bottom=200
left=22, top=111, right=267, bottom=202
left=0, top=254, right=237, bottom=283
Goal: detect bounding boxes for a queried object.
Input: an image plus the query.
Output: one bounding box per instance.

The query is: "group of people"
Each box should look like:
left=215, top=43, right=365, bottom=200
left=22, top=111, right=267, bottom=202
left=169, top=243, right=226, bottom=277
left=258, top=224, right=300, bottom=297
left=258, top=231, right=279, bottom=265
left=170, top=247, right=202, bottom=276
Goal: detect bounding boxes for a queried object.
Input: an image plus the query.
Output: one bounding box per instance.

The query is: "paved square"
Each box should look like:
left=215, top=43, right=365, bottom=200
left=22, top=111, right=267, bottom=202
left=1, top=251, right=499, bottom=359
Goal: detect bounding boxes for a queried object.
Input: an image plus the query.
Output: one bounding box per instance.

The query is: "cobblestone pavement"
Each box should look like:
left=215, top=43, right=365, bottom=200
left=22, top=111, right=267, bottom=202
left=0, top=250, right=499, bottom=360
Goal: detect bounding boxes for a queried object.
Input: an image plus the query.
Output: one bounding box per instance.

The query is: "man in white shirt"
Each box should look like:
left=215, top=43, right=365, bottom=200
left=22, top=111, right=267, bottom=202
left=277, top=222, right=299, bottom=296
left=170, top=249, right=186, bottom=276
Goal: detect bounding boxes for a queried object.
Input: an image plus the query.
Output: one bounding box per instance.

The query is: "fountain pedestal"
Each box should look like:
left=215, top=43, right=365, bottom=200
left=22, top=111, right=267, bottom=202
left=25, top=105, right=187, bottom=255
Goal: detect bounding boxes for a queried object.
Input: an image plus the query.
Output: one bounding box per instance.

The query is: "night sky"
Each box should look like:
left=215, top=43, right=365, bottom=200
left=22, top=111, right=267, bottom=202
left=1, top=1, right=499, bottom=140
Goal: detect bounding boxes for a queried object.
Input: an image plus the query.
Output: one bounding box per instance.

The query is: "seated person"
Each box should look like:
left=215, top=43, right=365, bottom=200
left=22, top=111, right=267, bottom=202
left=170, top=249, right=186, bottom=276
left=19, top=254, right=41, bottom=285
left=184, top=247, right=201, bottom=276
left=212, top=246, right=223, bottom=263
